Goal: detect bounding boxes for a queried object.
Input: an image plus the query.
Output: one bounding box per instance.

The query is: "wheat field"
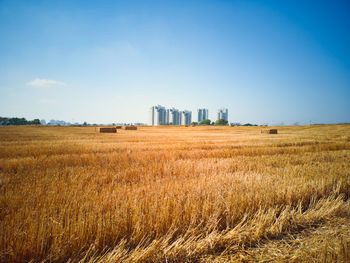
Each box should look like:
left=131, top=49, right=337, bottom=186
left=1, top=125, right=350, bottom=262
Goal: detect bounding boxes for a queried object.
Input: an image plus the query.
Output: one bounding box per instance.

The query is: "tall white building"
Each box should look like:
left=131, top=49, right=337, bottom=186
left=217, top=108, right=228, bottom=121
left=150, top=105, right=167, bottom=126
left=197, top=108, right=208, bottom=123
left=180, top=110, right=192, bottom=125
left=168, top=108, right=181, bottom=125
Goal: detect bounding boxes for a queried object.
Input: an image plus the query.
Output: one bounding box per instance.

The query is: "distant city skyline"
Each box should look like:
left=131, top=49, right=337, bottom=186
left=1, top=1, right=349, bottom=125
left=149, top=106, right=229, bottom=126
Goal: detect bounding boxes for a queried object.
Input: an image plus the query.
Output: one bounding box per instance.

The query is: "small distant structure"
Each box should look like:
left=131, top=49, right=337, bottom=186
left=99, top=127, right=117, bottom=133
left=124, top=126, right=137, bottom=130
left=230, top=122, right=241, bottom=126
left=261, top=129, right=278, bottom=134
left=115, top=126, right=122, bottom=129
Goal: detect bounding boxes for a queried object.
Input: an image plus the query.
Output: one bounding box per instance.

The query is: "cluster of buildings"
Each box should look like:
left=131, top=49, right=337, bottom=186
left=150, top=105, right=228, bottom=126
left=149, top=106, right=191, bottom=125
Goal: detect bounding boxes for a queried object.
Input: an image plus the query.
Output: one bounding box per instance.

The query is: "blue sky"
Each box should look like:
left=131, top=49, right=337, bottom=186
left=0, top=0, right=349, bottom=124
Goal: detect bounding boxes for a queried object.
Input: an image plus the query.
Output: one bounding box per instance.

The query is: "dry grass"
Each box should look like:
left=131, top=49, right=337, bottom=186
left=0, top=124, right=350, bottom=262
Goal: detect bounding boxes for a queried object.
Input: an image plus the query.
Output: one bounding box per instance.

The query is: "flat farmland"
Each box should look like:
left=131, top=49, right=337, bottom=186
left=1, top=125, right=350, bottom=262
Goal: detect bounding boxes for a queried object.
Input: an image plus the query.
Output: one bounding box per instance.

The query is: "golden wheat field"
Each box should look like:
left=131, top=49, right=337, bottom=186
left=1, top=124, right=350, bottom=262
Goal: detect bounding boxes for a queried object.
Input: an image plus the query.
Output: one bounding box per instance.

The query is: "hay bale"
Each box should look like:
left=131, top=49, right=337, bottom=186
left=124, top=126, right=137, bottom=130
left=115, top=126, right=122, bottom=129
left=261, top=129, right=278, bottom=134
left=99, top=127, right=117, bottom=133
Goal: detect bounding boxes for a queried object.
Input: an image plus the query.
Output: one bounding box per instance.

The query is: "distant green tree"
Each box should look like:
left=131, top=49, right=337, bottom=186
left=1, top=117, right=42, bottom=125
left=8, top=117, right=27, bottom=125
left=28, top=119, right=41, bottom=125
left=33, top=119, right=41, bottom=124
left=0, top=117, right=9, bottom=125
left=199, top=119, right=211, bottom=125
left=242, top=123, right=258, bottom=126
left=215, top=119, right=228, bottom=126
left=191, top=122, right=198, bottom=125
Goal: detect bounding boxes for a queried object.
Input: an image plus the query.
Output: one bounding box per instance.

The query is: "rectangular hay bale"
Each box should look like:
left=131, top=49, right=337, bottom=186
left=123, top=126, right=137, bottom=130
left=99, top=127, right=117, bottom=133
left=261, top=129, right=278, bottom=134
left=115, top=126, right=122, bottom=129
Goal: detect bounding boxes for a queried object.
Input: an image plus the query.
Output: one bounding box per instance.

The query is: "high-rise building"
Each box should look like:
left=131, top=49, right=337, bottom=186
left=197, top=108, right=209, bottom=123
left=166, top=109, right=170, bottom=124
left=217, top=108, right=228, bottom=121
left=180, top=110, right=192, bottom=125
left=168, top=108, right=181, bottom=125
left=150, top=105, right=167, bottom=125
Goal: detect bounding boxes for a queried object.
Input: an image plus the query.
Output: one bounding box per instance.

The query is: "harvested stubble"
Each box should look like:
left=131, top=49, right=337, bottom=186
left=99, top=127, right=117, bottom=133
left=261, top=128, right=278, bottom=134
left=1, top=124, right=350, bottom=262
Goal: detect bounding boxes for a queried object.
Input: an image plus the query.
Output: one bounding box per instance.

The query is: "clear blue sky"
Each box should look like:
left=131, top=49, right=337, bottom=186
left=1, top=0, right=349, bottom=125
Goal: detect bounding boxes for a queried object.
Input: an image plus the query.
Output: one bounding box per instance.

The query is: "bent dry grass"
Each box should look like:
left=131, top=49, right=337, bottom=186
left=1, top=124, right=350, bottom=262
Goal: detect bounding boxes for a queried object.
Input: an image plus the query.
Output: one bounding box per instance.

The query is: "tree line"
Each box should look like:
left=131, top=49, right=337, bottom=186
left=0, top=117, right=41, bottom=125
left=191, top=119, right=229, bottom=126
